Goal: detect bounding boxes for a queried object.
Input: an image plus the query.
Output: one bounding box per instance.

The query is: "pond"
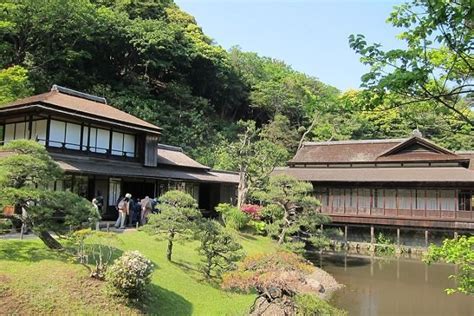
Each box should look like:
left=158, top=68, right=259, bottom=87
left=309, top=253, right=473, bottom=316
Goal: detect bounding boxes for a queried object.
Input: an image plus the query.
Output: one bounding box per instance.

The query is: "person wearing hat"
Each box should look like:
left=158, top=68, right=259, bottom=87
left=114, top=193, right=131, bottom=229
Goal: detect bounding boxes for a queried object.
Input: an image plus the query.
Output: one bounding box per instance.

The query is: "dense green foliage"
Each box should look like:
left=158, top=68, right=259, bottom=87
left=0, top=140, right=98, bottom=249
left=0, top=0, right=471, bottom=176
left=424, top=236, right=473, bottom=295
left=215, top=203, right=250, bottom=230
left=294, top=293, right=347, bottom=316
left=349, top=0, right=473, bottom=128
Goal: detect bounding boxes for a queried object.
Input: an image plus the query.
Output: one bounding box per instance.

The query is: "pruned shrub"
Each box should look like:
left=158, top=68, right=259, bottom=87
left=106, top=250, right=154, bottom=299
left=295, top=294, right=347, bottom=316
left=70, top=228, right=121, bottom=280
left=222, top=252, right=336, bottom=315
left=222, top=251, right=314, bottom=295
left=144, top=190, right=201, bottom=261
left=241, top=204, right=263, bottom=220
left=250, top=220, right=266, bottom=235
left=197, top=219, right=244, bottom=279
left=0, top=218, right=13, bottom=234
left=215, top=203, right=249, bottom=230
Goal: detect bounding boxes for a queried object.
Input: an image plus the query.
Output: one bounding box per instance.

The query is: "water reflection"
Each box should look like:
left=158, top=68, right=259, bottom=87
left=308, top=253, right=473, bottom=316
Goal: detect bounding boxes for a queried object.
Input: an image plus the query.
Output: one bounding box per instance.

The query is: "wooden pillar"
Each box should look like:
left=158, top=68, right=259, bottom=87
left=28, top=115, right=33, bottom=139
left=424, top=230, right=429, bottom=248
left=370, top=226, right=375, bottom=245
left=344, top=225, right=348, bottom=243
left=45, top=116, right=51, bottom=147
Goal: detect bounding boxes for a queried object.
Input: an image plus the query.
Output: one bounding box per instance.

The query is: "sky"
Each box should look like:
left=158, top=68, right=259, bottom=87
left=175, top=0, right=404, bottom=91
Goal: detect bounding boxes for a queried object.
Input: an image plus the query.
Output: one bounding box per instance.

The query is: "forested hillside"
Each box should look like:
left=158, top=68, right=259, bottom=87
left=1, top=0, right=472, bottom=171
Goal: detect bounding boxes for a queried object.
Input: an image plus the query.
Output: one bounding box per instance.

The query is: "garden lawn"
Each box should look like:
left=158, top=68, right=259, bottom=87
left=0, top=230, right=278, bottom=315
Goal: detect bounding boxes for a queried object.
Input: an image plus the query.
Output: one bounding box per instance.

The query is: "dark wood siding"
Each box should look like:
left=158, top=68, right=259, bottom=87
left=144, top=135, right=159, bottom=167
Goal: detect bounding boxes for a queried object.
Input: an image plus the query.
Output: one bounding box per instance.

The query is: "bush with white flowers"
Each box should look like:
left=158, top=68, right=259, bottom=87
left=106, top=250, right=154, bottom=298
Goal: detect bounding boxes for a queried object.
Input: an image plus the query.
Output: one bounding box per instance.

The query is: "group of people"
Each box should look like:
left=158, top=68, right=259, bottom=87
left=114, top=193, right=158, bottom=229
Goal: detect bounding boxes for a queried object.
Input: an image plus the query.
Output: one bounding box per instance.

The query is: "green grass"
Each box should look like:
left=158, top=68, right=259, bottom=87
left=0, top=230, right=278, bottom=315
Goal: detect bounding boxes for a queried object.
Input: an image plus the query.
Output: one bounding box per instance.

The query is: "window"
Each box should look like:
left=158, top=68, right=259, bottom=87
left=358, top=188, right=371, bottom=209
left=416, top=190, right=425, bottom=210
left=3, top=119, right=47, bottom=144
left=96, top=128, right=110, bottom=154
left=15, top=122, right=27, bottom=139
left=111, top=132, right=123, bottom=156
left=314, top=188, right=329, bottom=207
left=385, top=189, right=396, bottom=209
left=123, top=134, right=135, bottom=157
left=87, top=127, right=110, bottom=153
left=49, top=120, right=66, bottom=147
left=332, top=189, right=344, bottom=209
left=458, top=191, right=473, bottom=211
left=31, top=120, right=47, bottom=144
left=4, top=121, right=27, bottom=143
left=426, top=190, right=438, bottom=210
left=344, top=188, right=356, bottom=209
left=109, top=178, right=121, bottom=206
left=65, top=123, right=81, bottom=150
left=398, top=189, right=412, bottom=210
left=111, top=132, right=136, bottom=157
left=439, top=190, right=456, bottom=211
left=49, top=120, right=82, bottom=149
left=373, top=189, right=383, bottom=209
left=4, top=123, right=15, bottom=142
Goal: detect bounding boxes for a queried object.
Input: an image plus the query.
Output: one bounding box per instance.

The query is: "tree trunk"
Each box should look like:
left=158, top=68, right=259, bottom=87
left=38, top=231, right=63, bottom=250
left=167, top=232, right=175, bottom=261
left=237, top=168, right=248, bottom=208
left=278, top=227, right=287, bottom=245
left=278, top=207, right=290, bottom=245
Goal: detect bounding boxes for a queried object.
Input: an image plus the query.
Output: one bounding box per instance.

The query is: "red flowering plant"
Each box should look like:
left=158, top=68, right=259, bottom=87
left=240, top=204, right=263, bottom=220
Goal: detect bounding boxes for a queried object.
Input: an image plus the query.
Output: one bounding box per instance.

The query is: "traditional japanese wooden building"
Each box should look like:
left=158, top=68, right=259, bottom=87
left=274, top=134, right=474, bottom=234
left=0, top=86, right=238, bottom=219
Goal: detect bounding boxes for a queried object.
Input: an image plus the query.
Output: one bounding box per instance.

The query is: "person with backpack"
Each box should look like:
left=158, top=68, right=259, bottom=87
left=140, top=196, right=153, bottom=225
left=114, top=193, right=131, bottom=229
left=129, top=198, right=141, bottom=227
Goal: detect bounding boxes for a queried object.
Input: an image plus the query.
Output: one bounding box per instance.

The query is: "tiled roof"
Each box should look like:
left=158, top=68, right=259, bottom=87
left=273, top=167, right=474, bottom=183
left=290, top=140, right=401, bottom=164
left=290, top=137, right=465, bottom=164
left=157, top=144, right=209, bottom=170
left=51, top=153, right=238, bottom=184
left=457, top=152, right=474, bottom=170
left=1, top=90, right=161, bottom=134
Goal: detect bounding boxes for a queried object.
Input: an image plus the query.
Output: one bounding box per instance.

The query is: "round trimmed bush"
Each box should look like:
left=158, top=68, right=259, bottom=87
left=106, top=250, right=154, bottom=298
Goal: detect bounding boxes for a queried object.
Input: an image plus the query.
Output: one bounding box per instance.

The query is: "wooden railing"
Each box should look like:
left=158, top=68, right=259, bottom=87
left=321, top=206, right=474, bottom=221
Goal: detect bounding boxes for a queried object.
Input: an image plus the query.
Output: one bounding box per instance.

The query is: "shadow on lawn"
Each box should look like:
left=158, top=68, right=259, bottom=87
left=172, top=260, right=201, bottom=274
left=141, top=283, right=193, bottom=316
left=0, top=240, right=68, bottom=262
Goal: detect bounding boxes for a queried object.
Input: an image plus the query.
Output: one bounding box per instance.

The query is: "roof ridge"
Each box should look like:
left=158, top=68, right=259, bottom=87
left=304, top=138, right=408, bottom=146
left=158, top=143, right=183, bottom=152
left=51, top=85, right=107, bottom=104
left=210, top=169, right=239, bottom=175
